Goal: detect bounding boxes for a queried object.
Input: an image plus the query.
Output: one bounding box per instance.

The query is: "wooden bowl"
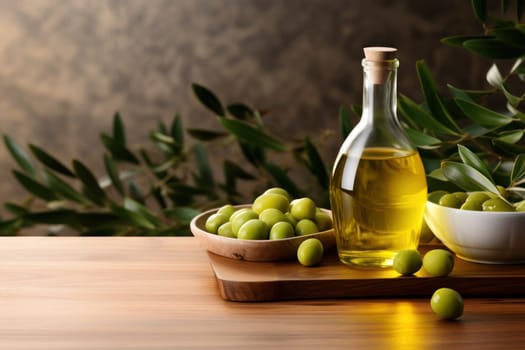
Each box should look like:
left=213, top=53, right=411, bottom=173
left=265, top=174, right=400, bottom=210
left=190, top=205, right=335, bottom=262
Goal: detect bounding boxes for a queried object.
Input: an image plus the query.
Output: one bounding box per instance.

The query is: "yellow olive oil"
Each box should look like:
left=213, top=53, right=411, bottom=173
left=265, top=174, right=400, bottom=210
left=330, top=147, right=427, bottom=267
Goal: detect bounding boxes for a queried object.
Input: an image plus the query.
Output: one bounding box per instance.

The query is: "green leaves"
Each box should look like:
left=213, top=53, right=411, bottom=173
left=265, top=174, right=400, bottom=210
left=3, top=82, right=335, bottom=235
left=4, top=135, right=36, bottom=176
left=219, top=118, right=286, bottom=152
left=463, top=38, right=525, bottom=59
left=416, top=60, right=461, bottom=133
left=441, top=145, right=500, bottom=195
left=192, top=83, right=224, bottom=116
left=398, top=94, right=457, bottom=135
left=12, top=170, right=57, bottom=201
left=442, top=161, right=500, bottom=194
left=455, top=98, right=514, bottom=128
left=457, top=144, right=494, bottom=182
left=511, top=154, right=525, bottom=182
left=472, top=0, right=487, bottom=23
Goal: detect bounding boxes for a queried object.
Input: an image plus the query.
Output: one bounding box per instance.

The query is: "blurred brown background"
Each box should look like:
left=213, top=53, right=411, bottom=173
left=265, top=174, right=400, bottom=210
left=0, top=0, right=490, bottom=208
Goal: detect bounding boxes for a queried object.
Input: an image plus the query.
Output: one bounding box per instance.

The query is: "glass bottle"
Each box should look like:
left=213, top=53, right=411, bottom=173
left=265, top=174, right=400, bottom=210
left=329, top=47, right=427, bottom=268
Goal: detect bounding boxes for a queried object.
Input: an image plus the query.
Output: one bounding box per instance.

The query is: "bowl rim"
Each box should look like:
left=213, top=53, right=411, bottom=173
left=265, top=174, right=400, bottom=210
left=190, top=204, right=333, bottom=243
left=426, top=199, right=525, bottom=216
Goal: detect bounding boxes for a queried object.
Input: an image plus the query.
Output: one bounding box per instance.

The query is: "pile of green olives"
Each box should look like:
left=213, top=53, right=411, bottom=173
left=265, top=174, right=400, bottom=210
left=204, top=188, right=332, bottom=240
left=429, top=190, right=525, bottom=212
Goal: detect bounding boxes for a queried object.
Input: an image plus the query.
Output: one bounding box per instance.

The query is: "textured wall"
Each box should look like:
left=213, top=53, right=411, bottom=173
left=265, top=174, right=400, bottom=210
left=0, top=0, right=487, bottom=207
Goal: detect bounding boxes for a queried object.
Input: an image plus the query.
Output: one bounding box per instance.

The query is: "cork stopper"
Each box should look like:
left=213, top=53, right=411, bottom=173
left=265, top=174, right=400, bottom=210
left=363, top=47, right=397, bottom=61
left=363, top=47, right=398, bottom=84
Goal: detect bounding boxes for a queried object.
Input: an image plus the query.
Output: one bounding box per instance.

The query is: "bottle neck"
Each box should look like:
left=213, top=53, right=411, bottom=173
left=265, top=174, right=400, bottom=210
left=361, top=58, right=398, bottom=124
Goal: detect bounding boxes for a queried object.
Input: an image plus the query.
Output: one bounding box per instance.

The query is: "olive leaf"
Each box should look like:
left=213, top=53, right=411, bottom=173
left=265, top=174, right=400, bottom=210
left=227, top=103, right=254, bottom=120
left=112, top=112, right=126, bottom=145
left=486, top=64, right=504, bottom=89
left=463, top=38, right=524, bottom=59
left=416, top=60, right=462, bottom=133
left=223, top=160, right=255, bottom=191
left=12, top=170, right=58, bottom=201
left=471, top=0, right=487, bottom=22
left=192, top=83, right=224, bottom=116
left=3, top=135, right=36, bottom=176
left=219, top=118, right=286, bottom=152
left=193, top=143, right=214, bottom=188
left=457, top=144, right=494, bottom=182
left=170, top=113, right=184, bottom=153
left=29, top=144, right=75, bottom=177
left=103, top=154, right=125, bottom=195
left=164, top=207, right=200, bottom=224
left=44, top=170, right=89, bottom=204
left=441, top=161, right=500, bottom=194
left=398, top=94, right=458, bottom=135
left=187, top=129, right=228, bottom=141
left=100, top=134, right=140, bottom=164
left=455, top=98, right=514, bottom=128
left=124, top=197, right=163, bottom=227
left=110, top=204, right=157, bottom=230
left=496, top=130, right=524, bottom=144
left=73, top=159, right=107, bottom=206
left=440, top=35, right=490, bottom=47
left=4, top=202, right=29, bottom=216
left=511, top=154, right=525, bottom=182
left=447, top=84, right=494, bottom=102
left=405, top=128, right=442, bottom=148
left=492, top=26, right=525, bottom=48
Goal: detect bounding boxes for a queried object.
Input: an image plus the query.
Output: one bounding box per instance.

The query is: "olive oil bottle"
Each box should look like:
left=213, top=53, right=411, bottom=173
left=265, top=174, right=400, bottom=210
left=329, top=47, right=427, bottom=267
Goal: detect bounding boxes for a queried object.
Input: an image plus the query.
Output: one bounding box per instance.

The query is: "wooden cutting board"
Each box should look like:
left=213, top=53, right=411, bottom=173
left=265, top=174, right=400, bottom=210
left=207, top=245, right=525, bottom=302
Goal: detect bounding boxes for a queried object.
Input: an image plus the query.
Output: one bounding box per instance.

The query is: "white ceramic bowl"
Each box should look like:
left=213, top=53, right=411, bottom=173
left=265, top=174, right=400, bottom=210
left=190, top=205, right=335, bottom=262
left=424, top=200, right=525, bottom=264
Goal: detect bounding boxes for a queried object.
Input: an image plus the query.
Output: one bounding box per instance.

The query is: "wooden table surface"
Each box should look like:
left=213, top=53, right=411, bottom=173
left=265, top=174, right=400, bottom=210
left=0, top=237, right=524, bottom=350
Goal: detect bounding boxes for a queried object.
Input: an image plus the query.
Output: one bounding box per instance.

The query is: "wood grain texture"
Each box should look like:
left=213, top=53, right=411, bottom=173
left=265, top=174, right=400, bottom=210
left=0, top=237, right=524, bottom=350
left=209, top=245, right=525, bottom=301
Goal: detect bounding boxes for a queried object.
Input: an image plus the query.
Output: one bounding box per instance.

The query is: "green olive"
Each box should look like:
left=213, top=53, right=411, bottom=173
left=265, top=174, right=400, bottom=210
left=460, top=201, right=482, bottom=211
left=481, top=198, right=515, bottom=212
left=514, top=200, right=525, bottom=212
left=460, top=192, right=492, bottom=211
left=217, top=222, right=236, bottom=238
left=453, top=191, right=468, bottom=202
left=427, top=190, right=448, bottom=204
left=269, top=221, right=295, bottom=240
left=237, top=219, right=270, bottom=240
left=259, top=208, right=286, bottom=228
left=204, top=213, right=229, bottom=234
left=393, top=249, right=422, bottom=276
left=430, top=288, right=464, bottom=320
left=284, top=212, right=297, bottom=226
left=297, top=238, right=324, bottom=266
left=423, top=249, right=455, bottom=277
left=229, top=208, right=251, bottom=222
left=290, top=197, right=317, bottom=220
left=231, top=210, right=259, bottom=235
left=252, top=193, right=290, bottom=215
left=438, top=193, right=464, bottom=208
left=314, top=210, right=332, bottom=231
left=263, top=187, right=291, bottom=201
left=216, top=204, right=236, bottom=219
left=295, top=219, right=319, bottom=235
